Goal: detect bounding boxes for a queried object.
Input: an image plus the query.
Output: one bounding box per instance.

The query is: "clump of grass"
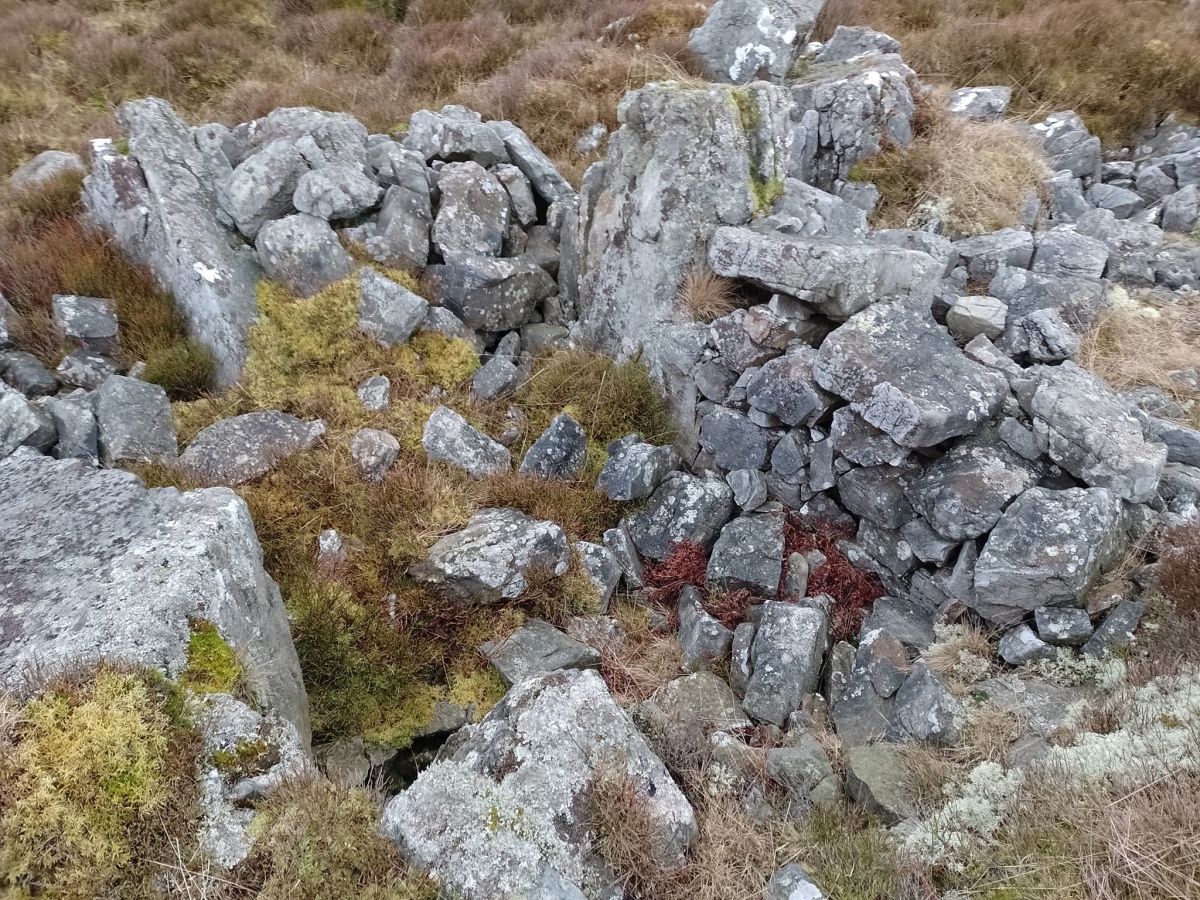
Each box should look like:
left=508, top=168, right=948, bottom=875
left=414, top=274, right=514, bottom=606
left=236, top=777, right=437, bottom=900
left=142, top=339, right=217, bottom=401
left=1160, top=524, right=1200, bottom=618
left=182, top=621, right=246, bottom=697
left=676, top=264, right=739, bottom=324
left=923, top=623, right=995, bottom=693
left=479, top=471, right=624, bottom=542
left=850, top=96, right=1047, bottom=237
left=600, top=601, right=685, bottom=704
left=0, top=665, right=201, bottom=899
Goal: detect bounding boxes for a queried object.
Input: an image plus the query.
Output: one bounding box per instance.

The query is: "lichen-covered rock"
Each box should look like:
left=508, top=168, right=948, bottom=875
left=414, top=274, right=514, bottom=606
left=766, top=863, right=828, bottom=900
left=369, top=182, right=432, bottom=270
left=699, top=406, right=780, bottom=470
left=946, top=295, right=1007, bottom=341
left=1034, top=606, right=1093, bottom=647
left=485, top=120, right=576, bottom=207
left=627, top=471, right=735, bottom=561
left=423, top=406, right=511, bottom=478
left=0, top=390, right=44, bottom=459
left=9, top=149, right=85, bottom=193
left=520, top=412, right=587, bottom=480
left=987, top=265, right=1108, bottom=329
left=814, top=302, right=1007, bottom=448
left=95, top=374, right=177, bottom=466
left=431, top=255, right=557, bottom=332
left=947, top=86, right=1011, bottom=121
left=746, top=347, right=838, bottom=427
left=998, top=624, right=1056, bottom=665
left=972, top=486, right=1125, bottom=626
left=678, top=585, right=735, bottom=671
left=481, top=619, right=601, bottom=686
left=256, top=213, right=352, bottom=298
left=381, top=669, right=696, bottom=899
left=889, top=663, right=965, bottom=746
left=357, top=374, right=391, bottom=411
left=471, top=356, right=521, bottom=401
left=349, top=427, right=399, bottom=482
left=404, top=106, right=509, bottom=167
left=292, top=164, right=382, bottom=221
left=652, top=671, right=750, bottom=730
left=0, top=450, right=310, bottom=741
left=52, top=295, right=120, bottom=356
left=845, top=744, right=913, bottom=825
left=410, top=508, right=570, bottom=604
left=433, top=162, right=511, bottom=261
left=595, top=438, right=680, bottom=501
left=179, top=411, right=325, bottom=485
left=573, top=540, right=621, bottom=608
left=709, top=227, right=942, bottom=321
left=707, top=514, right=785, bottom=595
left=687, top=0, right=824, bottom=84
left=1, top=351, right=58, bottom=397
left=742, top=600, right=830, bottom=726
left=44, top=393, right=99, bottom=461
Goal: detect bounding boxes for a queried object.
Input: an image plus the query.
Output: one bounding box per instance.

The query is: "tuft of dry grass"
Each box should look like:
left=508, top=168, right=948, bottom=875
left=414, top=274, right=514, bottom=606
left=600, top=601, right=685, bottom=704
left=1160, top=524, right=1200, bottom=618
left=850, top=90, right=1048, bottom=237
left=676, top=264, right=739, bottom=324
left=1079, top=291, right=1200, bottom=430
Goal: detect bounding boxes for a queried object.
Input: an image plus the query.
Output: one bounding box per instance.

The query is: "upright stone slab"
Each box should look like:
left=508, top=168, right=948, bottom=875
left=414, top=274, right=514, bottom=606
left=687, top=0, right=825, bottom=84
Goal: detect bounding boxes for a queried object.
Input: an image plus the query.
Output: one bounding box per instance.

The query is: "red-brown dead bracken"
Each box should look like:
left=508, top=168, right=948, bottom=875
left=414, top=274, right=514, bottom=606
left=644, top=540, right=709, bottom=615
left=783, top=516, right=885, bottom=642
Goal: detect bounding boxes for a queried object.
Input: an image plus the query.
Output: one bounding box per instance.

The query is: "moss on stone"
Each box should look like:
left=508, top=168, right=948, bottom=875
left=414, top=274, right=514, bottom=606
left=183, top=622, right=244, bottom=696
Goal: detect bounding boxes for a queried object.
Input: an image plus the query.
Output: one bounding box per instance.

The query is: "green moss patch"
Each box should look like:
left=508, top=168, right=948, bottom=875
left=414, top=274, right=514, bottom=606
left=183, top=621, right=244, bottom=696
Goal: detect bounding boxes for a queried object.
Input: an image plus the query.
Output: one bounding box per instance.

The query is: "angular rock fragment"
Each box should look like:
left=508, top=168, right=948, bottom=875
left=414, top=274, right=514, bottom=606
left=350, top=427, right=399, bottom=482
left=627, top=471, right=735, bottom=560
left=256, top=213, right=353, bottom=298
left=999, top=624, right=1057, bottom=665
left=707, top=514, right=785, bottom=595
left=95, top=375, right=177, bottom=466
left=357, top=268, right=429, bottom=347
left=699, top=406, right=780, bottom=470
left=742, top=601, right=829, bottom=726
left=596, top=438, right=680, bottom=501
left=433, top=161, right=510, bottom=261
left=422, top=406, right=511, bottom=478
left=688, top=0, right=823, bottom=83
left=179, top=412, right=325, bottom=485
left=573, top=540, right=621, bottom=609
left=746, top=347, right=838, bottom=427
left=431, top=255, right=556, bottom=332
left=481, top=619, right=601, bottom=686
left=678, top=585, right=735, bottom=671
left=1034, top=606, right=1093, bottom=647
left=52, top=295, right=120, bottom=355
left=520, top=412, right=587, bottom=480
left=889, top=662, right=965, bottom=746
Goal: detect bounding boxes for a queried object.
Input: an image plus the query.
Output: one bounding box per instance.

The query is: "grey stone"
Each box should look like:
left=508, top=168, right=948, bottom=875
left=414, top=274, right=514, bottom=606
left=481, top=619, right=601, bottom=686
left=575, top=124, right=607, bottom=155
left=899, top=518, right=958, bottom=566
left=1162, top=184, right=1200, bottom=233
left=1025, top=363, right=1166, bottom=502
left=293, top=165, right=382, bottom=221
left=1031, top=229, right=1109, bottom=279
left=0, top=296, right=12, bottom=350
left=520, top=323, right=570, bottom=355
left=44, top=394, right=98, bottom=461
left=403, top=105, right=508, bottom=167
left=1138, top=414, right=1200, bottom=469
left=494, top=164, right=537, bottom=228
left=369, top=183, right=432, bottom=270
left=746, top=347, right=838, bottom=427
left=422, top=406, right=511, bottom=478
left=842, top=520, right=915, bottom=579
left=860, top=595, right=935, bottom=652
left=728, top=468, right=769, bottom=511
left=1081, top=599, right=1146, bottom=657
left=628, top=471, right=735, bottom=561
left=1135, top=165, right=1176, bottom=204
left=654, top=671, right=750, bottom=730
left=905, top=430, right=1042, bottom=540
left=485, top=120, right=575, bottom=207
left=256, top=213, right=352, bottom=298
left=890, top=662, right=964, bottom=746
left=730, top=622, right=755, bottom=697
left=947, top=86, right=1011, bottom=122
left=410, top=508, right=570, bottom=604
left=814, top=25, right=899, bottom=62
left=245, top=107, right=368, bottom=170
left=0, top=391, right=42, bottom=459
left=471, top=356, right=521, bottom=401
left=218, top=136, right=318, bottom=238
left=953, top=229, right=1034, bottom=283
left=947, top=295, right=1007, bottom=341
left=573, top=541, right=621, bottom=609
left=433, top=161, right=510, bottom=261
left=0, top=451, right=309, bottom=740
left=998, top=624, right=1056, bottom=665
left=431, top=255, right=556, bottom=332
left=1044, top=171, right=1091, bottom=224
left=972, top=486, right=1125, bottom=626
left=709, top=307, right=792, bottom=371
left=688, top=0, right=823, bottom=83
left=83, top=100, right=263, bottom=386
left=1035, top=111, right=1101, bottom=180
left=55, top=350, right=117, bottom=391
left=1034, top=606, right=1093, bottom=647
left=1075, top=208, right=1163, bottom=285
left=1, top=351, right=57, bottom=397
left=708, top=514, right=785, bottom=595
left=709, top=227, right=942, bottom=321
left=829, top=407, right=908, bottom=467
left=8, top=149, right=84, bottom=193
left=179, top=412, right=324, bottom=486
left=316, top=738, right=371, bottom=788
left=596, top=439, right=680, bottom=501
left=369, top=142, right=429, bottom=192
left=783, top=552, right=810, bottom=598
left=838, top=464, right=918, bottom=530
left=520, top=412, right=586, bottom=480
left=350, top=427, right=399, bottom=482
left=678, top=585, right=736, bottom=671
left=742, top=601, right=829, bottom=726
left=357, top=375, right=391, bottom=411
left=603, top=522, right=645, bottom=589
left=699, top=406, right=780, bottom=470
left=766, top=733, right=835, bottom=800
left=976, top=675, right=1093, bottom=737
left=845, top=744, right=913, bottom=825
left=766, top=863, right=828, bottom=900
left=94, top=375, right=177, bottom=466
left=1087, top=182, right=1145, bottom=219
left=987, top=265, right=1108, bottom=329
left=52, top=295, right=119, bottom=355
left=422, top=305, right=482, bottom=351
left=766, top=178, right=868, bottom=237
left=814, top=301, right=1007, bottom=448
left=1002, top=307, right=1080, bottom=363
left=381, top=670, right=695, bottom=898
left=525, top=225, right=560, bottom=278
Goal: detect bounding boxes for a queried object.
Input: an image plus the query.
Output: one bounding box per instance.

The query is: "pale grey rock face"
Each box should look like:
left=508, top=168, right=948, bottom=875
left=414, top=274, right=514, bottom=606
left=1086, top=182, right=1145, bottom=220
left=947, top=85, right=1011, bottom=122
left=8, top=149, right=84, bottom=193
left=845, top=744, right=913, bottom=825
left=520, top=412, right=587, bottom=480
left=1, top=351, right=58, bottom=397
left=248, top=107, right=368, bottom=170
left=256, top=213, right=353, bottom=298
left=860, top=595, right=935, bottom=651
left=889, top=663, right=965, bottom=746
left=707, top=514, right=785, bottom=595
left=953, top=229, right=1034, bottom=283
left=814, top=25, right=899, bottom=62
left=1031, top=229, right=1109, bottom=279
left=292, top=164, right=382, bottom=221
left=830, top=407, right=908, bottom=468
left=1135, top=164, right=1176, bottom=204
left=728, top=467, right=768, bottom=511
left=603, top=522, right=644, bottom=590
left=1138, top=413, right=1200, bottom=469
left=481, top=619, right=601, bottom=686
left=652, top=671, right=750, bottom=731
left=485, top=120, right=575, bottom=207
left=56, top=350, right=117, bottom=391
left=178, top=412, right=325, bottom=486
left=709, top=227, right=942, bottom=321
left=0, top=391, right=43, bottom=459
left=1034, top=606, right=1093, bottom=647
left=766, top=863, right=828, bottom=900
left=432, top=254, right=556, bottom=332
left=44, top=393, right=99, bottom=461
left=357, top=375, right=391, bottom=411
left=422, top=406, right=511, bottom=478
left=905, top=429, right=1042, bottom=540
left=382, top=669, right=696, bottom=900
left=746, top=347, right=838, bottom=427
left=357, top=268, right=428, bottom=347
left=576, top=124, right=608, bottom=155
left=627, top=471, right=735, bottom=561
left=52, top=295, right=120, bottom=355
left=494, top=163, right=538, bottom=227
left=83, top=99, right=263, bottom=386
left=595, top=439, right=680, bottom=501
left=699, top=406, right=780, bottom=471
left=404, top=105, right=509, bottom=168
left=370, top=142, right=429, bottom=192
left=1002, top=307, right=1080, bottom=363
left=688, top=0, right=824, bottom=84
left=972, top=486, right=1125, bottom=626
left=814, top=301, right=1008, bottom=448
left=349, top=428, right=399, bottom=482
left=1075, top=207, right=1163, bottom=285
left=1035, top=110, right=1101, bottom=180
left=1162, top=184, right=1200, bottom=233
left=767, top=177, right=869, bottom=237
left=742, top=600, right=829, bottom=726
left=369, top=182, right=432, bottom=270
left=999, top=624, right=1057, bottom=665
left=422, top=305, right=482, bottom=352
left=987, top=265, right=1107, bottom=329
left=0, top=295, right=13, bottom=350
left=1045, top=170, right=1090, bottom=224
left=95, top=375, right=177, bottom=466
left=433, top=162, right=511, bottom=261
left=946, top=295, right=1007, bottom=341
left=0, top=451, right=310, bottom=742
left=1025, top=363, right=1166, bottom=502
left=219, top=137, right=320, bottom=238
left=471, top=356, right=521, bottom=401
left=1081, top=599, right=1146, bottom=657
left=838, top=464, right=917, bottom=531
left=573, top=540, right=621, bottom=609
left=709, top=307, right=792, bottom=371
left=677, top=586, right=736, bottom=672
left=410, top=508, right=570, bottom=604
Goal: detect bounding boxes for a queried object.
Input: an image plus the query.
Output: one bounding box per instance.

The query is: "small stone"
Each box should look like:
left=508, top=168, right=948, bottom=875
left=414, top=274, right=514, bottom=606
left=678, top=585, right=734, bottom=671
left=947, top=85, right=1012, bottom=121
left=727, top=468, right=768, bottom=511
left=766, top=733, right=835, bottom=804
left=179, top=412, right=325, bottom=485
left=422, top=405, right=511, bottom=478
left=654, top=671, right=750, bottom=731
left=293, top=165, right=382, bottom=220
left=707, top=514, right=785, bottom=596
left=603, top=522, right=645, bottom=590
left=573, top=540, right=621, bottom=610
left=55, top=350, right=118, bottom=391
left=2, top=351, right=58, bottom=397
left=743, top=601, right=830, bottom=726
left=627, top=471, right=734, bottom=561
left=470, top=356, right=521, bottom=401
left=699, top=406, right=779, bottom=471
left=576, top=124, right=607, bottom=155
left=519, top=412, right=587, bottom=480
left=357, top=375, right=391, bottom=411
left=947, top=295, right=1008, bottom=341
left=52, top=295, right=120, bottom=355
left=94, top=375, right=177, bottom=466
left=783, top=552, right=809, bottom=599
left=256, top=213, right=353, bottom=298
left=357, top=268, right=428, bottom=347
left=596, top=439, right=680, bottom=501
left=999, top=624, right=1056, bottom=665
left=845, top=744, right=913, bottom=825
left=1034, top=606, right=1093, bottom=647
left=350, top=428, right=399, bottom=482
left=1081, top=599, right=1146, bottom=657
left=0, top=391, right=43, bottom=459
left=481, top=619, right=601, bottom=685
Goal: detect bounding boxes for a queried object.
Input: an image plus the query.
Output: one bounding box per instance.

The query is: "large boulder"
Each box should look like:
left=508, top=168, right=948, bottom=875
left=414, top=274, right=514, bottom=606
left=178, top=411, right=324, bottom=485
left=409, top=508, right=570, bottom=604
left=218, top=137, right=317, bottom=238
left=0, top=450, right=310, bottom=742
left=971, top=486, right=1125, bottom=626
left=708, top=227, right=942, bottom=320
left=814, top=301, right=1008, bottom=448
left=83, top=99, right=263, bottom=385
left=687, top=0, right=825, bottom=84
left=381, top=669, right=696, bottom=899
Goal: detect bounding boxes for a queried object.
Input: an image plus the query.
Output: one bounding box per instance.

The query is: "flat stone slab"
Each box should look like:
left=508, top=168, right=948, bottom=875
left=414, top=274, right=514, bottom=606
left=178, top=411, right=325, bottom=485
left=481, top=619, right=601, bottom=686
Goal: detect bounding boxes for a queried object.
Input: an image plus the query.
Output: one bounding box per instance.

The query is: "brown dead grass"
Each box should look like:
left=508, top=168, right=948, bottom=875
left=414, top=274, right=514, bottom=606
left=676, top=265, right=739, bottom=324
left=851, top=89, right=1047, bottom=236
left=1160, top=524, right=1200, bottom=618
left=601, top=601, right=685, bottom=704
left=817, top=0, right=1200, bottom=145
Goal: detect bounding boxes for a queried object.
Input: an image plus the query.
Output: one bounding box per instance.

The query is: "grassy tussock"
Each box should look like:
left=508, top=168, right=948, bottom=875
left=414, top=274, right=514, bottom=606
left=850, top=91, right=1047, bottom=236
left=676, top=265, right=739, bottom=324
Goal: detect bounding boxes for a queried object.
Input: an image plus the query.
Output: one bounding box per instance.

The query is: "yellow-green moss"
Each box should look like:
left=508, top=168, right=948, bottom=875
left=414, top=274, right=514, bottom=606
left=212, top=738, right=276, bottom=779
left=408, top=330, right=480, bottom=388
left=183, top=622, right=244, bottom=696
left=751, top=176, right=785, bottom=214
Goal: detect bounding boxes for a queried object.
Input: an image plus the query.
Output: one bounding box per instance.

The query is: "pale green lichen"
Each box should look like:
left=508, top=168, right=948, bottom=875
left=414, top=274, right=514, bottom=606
left=1026, top=647, right=1127, bottom=689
